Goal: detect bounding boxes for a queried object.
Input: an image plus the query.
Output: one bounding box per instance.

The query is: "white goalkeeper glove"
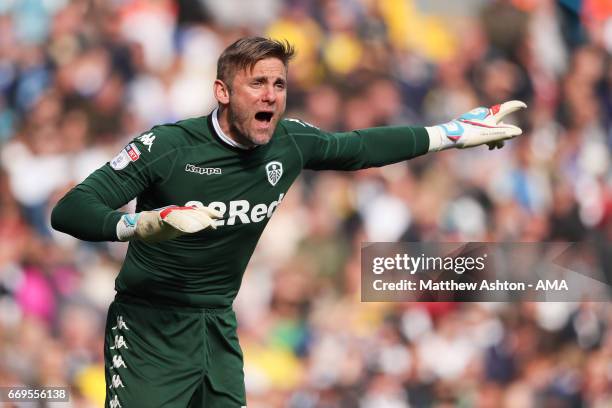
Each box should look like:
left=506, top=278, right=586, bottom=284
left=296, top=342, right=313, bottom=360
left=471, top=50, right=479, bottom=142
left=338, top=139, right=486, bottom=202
left=116, top=205, right=222, bottom=242
left=426, top=100, right=527, bottom=151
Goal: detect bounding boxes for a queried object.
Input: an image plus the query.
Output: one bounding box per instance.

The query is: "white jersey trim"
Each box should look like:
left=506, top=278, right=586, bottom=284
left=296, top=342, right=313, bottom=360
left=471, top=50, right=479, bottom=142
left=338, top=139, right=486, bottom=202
left=212, top=108, right=250, bottom=150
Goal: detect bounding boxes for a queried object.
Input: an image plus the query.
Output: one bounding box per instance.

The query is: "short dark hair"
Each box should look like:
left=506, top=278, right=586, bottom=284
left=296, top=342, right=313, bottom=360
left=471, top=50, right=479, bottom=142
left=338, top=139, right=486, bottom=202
left=216, top=37, right=295, bottom=86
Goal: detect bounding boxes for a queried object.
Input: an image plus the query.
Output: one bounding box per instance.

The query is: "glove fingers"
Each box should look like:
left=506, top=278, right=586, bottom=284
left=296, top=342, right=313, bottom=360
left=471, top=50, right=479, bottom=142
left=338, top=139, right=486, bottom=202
left=189, top=207, right=223, bottom=231
left=163, top=208, right=217, bottom=233
left=491, top=100, right=527, bottom=124
left=188, top=208, right=221, bottom=230
left=198, top=206, right=224, bottom=219
left=487, top=140, right=505, bottom=150
left=497, top=123, right=522, bottom=137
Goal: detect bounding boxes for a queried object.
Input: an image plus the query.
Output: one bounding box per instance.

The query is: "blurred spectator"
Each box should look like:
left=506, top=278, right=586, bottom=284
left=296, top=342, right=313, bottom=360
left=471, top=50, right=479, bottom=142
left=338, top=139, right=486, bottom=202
left=0, top=0, right=610, bottom=407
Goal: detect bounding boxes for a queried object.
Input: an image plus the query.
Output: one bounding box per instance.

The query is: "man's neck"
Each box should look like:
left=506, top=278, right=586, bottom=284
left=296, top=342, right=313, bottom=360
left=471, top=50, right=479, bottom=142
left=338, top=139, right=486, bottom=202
left=213, top=107, right=253, bottom=150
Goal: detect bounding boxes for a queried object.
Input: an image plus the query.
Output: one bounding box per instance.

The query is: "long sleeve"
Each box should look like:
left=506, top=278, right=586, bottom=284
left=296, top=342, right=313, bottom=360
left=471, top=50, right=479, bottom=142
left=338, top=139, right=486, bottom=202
left=51, top=127, right=179, bottom=241
left=282, top=119, right=430, bottom=171
left=51, top=180, right=127, bottom=241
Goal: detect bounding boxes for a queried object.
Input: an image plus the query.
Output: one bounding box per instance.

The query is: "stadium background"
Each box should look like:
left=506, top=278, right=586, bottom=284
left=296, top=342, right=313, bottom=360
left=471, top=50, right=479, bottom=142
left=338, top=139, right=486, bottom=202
left=0, top=0, right=611, bottom=406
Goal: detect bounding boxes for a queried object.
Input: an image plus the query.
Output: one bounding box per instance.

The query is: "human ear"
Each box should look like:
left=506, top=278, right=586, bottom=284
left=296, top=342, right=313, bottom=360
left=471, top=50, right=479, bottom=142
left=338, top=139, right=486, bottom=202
left=214, top=79, right=230, bottom=105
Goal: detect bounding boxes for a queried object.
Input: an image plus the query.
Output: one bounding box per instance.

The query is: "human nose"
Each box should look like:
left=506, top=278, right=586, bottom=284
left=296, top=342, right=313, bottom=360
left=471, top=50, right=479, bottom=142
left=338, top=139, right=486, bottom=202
left=261, top=84, right=276, bottom=104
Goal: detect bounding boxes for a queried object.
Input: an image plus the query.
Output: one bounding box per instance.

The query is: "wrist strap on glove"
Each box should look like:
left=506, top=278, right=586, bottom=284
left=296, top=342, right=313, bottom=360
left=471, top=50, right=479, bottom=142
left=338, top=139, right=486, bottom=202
left=116, top=213, right=140, bottom=241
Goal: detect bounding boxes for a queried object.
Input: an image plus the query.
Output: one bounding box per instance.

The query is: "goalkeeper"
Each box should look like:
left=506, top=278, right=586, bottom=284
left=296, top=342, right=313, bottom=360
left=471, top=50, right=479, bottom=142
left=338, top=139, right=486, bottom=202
left=51, top=37, right=526, bottom=408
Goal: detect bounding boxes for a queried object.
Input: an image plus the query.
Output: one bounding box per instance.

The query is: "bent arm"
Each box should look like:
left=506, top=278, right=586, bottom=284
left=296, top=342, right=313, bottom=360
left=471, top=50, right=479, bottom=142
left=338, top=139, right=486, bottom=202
left=51, top=174, right=126, bottom=241
left=52, top=128, right=177, bottom=241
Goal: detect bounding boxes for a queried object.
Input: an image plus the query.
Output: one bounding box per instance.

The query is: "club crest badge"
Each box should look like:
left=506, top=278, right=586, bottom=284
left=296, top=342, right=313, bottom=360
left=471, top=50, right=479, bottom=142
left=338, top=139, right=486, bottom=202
left=266, top=161, right=283, bottom=186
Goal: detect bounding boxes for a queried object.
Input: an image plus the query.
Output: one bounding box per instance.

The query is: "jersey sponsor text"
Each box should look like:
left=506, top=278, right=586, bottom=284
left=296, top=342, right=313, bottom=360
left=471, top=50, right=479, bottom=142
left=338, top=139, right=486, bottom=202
left=186, top=193, right=284, bottom=227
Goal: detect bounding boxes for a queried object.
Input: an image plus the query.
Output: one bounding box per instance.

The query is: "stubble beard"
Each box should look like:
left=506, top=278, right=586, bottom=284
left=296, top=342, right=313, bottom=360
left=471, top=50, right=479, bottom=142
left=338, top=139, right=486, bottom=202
left=227, top=106, right=274, bottom=147
left=227, top=106, right=255, bottom=147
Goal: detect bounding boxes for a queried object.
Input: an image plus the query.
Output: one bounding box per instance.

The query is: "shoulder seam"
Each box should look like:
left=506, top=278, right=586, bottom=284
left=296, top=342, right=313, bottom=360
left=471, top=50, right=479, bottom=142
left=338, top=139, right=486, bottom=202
left=140, top=122, right=215, bottom=185
left=280, top=121, right=304, bottom=169
left=156, top=147, right=180, bottom=187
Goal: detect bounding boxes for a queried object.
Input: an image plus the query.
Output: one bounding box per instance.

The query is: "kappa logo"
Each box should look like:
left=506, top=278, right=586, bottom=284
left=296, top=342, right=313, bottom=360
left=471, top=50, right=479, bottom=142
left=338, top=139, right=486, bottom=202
left=112, top=315, right=129, bottom=331
left=138, top=132, right=156, bottom=152
left=109, top=395, right=122, bottom=408
left=185, top=164, right=222, bottom=175
left=112, top=355, right=127, bottom=369
left=109, top=375, right=125, bottom=389
left=110, top=335, right=128, bottom=350
left=266, top=161, right=283, bottom=186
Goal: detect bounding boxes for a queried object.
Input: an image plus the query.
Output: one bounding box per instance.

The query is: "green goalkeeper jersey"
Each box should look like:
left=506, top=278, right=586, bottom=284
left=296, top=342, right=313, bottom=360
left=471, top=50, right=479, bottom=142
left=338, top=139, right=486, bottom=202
left=52, top=112, right=429, bottom=307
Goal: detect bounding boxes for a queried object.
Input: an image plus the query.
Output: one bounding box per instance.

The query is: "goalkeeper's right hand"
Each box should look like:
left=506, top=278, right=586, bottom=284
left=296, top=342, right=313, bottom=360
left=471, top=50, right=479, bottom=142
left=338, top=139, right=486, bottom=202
left=116, top=205, right=222, bottom=242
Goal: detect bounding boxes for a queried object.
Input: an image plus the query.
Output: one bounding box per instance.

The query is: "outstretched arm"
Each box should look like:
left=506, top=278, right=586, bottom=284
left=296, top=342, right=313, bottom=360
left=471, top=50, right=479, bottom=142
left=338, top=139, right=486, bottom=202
left=289, top=100, right=527, bottom=171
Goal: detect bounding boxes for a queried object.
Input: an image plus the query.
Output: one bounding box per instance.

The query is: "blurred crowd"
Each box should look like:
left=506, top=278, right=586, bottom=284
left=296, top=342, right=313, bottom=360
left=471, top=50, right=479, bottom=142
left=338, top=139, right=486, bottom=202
left=0, top=0, right=611, bottom=407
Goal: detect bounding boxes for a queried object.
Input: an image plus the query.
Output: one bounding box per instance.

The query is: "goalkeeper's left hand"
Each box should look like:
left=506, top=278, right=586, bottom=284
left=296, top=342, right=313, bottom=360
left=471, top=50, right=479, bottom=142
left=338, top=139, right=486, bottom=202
left=427, top=100, right=527, bottom=151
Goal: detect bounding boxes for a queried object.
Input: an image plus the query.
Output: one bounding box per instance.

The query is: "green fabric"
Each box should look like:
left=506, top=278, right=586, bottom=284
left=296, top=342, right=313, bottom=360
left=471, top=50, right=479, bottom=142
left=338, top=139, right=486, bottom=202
left=104, top=297, right=245, bottom=408
left=50, top=184, right=124, bottom=241
left=51, top=114, right=429, bottom=308
left=282, top=118, right=429, bottom=170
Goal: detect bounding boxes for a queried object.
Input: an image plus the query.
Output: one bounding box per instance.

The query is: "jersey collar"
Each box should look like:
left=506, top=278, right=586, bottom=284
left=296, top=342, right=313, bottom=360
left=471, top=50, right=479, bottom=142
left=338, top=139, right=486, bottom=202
left=211, top=108, right=252, bottom=150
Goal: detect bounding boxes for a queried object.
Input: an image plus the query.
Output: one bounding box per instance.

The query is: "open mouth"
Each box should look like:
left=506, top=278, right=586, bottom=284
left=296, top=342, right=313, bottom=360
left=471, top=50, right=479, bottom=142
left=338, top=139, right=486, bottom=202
left=254, top=111, right=273, bottom=123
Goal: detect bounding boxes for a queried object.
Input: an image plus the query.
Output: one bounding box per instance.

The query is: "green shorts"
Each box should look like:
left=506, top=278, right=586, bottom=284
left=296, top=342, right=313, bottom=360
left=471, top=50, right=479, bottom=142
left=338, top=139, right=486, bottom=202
left=104, top=295, right=246, bottom=408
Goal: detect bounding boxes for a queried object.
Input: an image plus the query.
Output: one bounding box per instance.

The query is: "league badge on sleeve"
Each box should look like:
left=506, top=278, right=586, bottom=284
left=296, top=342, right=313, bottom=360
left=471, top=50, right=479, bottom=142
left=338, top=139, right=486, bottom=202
left=110, top=143, right=141, bottom=170
left=266, top=161, right=283, bottom=186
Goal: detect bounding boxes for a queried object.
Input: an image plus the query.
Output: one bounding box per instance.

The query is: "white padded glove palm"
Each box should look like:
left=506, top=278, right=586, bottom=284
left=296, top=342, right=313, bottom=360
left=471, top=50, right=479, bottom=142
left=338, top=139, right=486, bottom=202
left=427, top=100, right=527, bottom=151
left=117, top=205, right=222, bottom=242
